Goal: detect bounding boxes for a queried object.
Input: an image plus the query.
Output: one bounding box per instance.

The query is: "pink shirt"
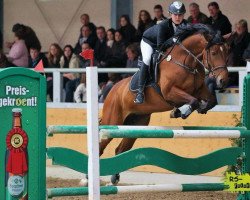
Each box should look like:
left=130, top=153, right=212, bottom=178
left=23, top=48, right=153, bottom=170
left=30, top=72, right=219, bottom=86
left=7, top=39, right=29, bottom=67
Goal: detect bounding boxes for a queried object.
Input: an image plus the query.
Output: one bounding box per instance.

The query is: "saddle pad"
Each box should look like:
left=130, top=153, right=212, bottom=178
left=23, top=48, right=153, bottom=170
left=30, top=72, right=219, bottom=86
left=129, top=70, right=162, bottom=95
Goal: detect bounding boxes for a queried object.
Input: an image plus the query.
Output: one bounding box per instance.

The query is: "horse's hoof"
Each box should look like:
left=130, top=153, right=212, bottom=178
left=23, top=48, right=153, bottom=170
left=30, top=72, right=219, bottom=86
left=170, top=108, right=181, bottom=118
left=111, top=174, right=120, bottom=185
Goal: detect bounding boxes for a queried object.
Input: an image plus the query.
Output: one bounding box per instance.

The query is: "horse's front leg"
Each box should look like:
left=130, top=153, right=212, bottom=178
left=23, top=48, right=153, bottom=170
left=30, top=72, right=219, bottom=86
left=164, top=86, right=199, bottom=119
left=196, top=83, right=217, bottom=114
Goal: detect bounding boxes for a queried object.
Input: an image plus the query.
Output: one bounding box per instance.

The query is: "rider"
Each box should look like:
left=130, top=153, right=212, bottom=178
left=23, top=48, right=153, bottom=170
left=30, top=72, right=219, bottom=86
left=134, top=1, right=187, bottom=104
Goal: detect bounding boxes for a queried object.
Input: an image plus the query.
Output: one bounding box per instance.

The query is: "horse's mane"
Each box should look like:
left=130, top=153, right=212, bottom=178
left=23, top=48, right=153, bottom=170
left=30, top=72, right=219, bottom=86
left=174, top=23, right=223, bottom=47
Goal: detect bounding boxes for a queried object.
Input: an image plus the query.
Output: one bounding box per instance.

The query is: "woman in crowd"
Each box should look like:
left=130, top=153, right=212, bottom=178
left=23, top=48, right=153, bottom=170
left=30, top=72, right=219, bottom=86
left=6, top=24, right=29, bottom=67
left=122, top=43, right=140, bottom=78
left=106, top=30, right=127, bottom=68
left=46, top=43, right=63, bottom=101
left=60, top=44, right=80, bottom=102
left=119, top=15, right=136, bottom=44
left=225, top=19, right=250, bottom=86
left=106, top=28, right=115, bottom=49
left=135, top=10, right=154, bottom=42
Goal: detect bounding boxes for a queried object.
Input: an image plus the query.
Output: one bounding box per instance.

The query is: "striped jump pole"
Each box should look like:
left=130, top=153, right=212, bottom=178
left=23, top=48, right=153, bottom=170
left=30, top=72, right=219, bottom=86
left=46, top=125, right=246, bottom=136
left=47, top=183, right=226, bottom=197
left=100, top=128, right=250, bottom=139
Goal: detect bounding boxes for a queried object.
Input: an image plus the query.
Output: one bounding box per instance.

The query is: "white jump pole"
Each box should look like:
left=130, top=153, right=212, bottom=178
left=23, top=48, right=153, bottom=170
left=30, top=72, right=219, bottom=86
left=86, top=66, right=100, bottom=200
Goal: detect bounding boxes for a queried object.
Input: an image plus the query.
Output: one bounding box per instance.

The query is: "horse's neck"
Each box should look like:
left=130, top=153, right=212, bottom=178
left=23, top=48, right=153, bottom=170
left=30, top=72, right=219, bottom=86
left=181, top=34, right=206, bottom=56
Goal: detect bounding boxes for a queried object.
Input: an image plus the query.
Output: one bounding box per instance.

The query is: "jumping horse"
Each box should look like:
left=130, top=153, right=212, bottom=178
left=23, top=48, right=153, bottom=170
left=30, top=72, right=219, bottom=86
left=100, top=24, right=229, bottom=184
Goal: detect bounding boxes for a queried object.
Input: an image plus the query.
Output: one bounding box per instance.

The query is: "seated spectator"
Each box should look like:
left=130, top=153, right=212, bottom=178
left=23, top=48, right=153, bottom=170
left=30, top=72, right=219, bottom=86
left=79, top=42, right=98, bottom=68
left=187, top=2, right=208, bottom=24
left=6, top=24, right=29, bottom=67
left=106, top=28, right=115, bottom=48
left=74, top=73, right=87, bottom=103
left=80, top=14, right=96, bottom=37
left=74, top=25, right=97, bottom=54
left=225, top=19, right=250, bottom=86
left=28, top=46, right=48, bottom=68
left=135, top=10, right=154, bottom=42
left=94, top=26, right=109, bottom=83
left=123, top=43, right=140, bottom=78
left=106, top=30, right=127, bottom=68
left=99, top=73, right=121, bottom=103
left=46, top=43, right=63, bottom=101
left=153, top=4, right=166, bottom=24
left=94, top=26, right=107, bottom=65
left=60, top=45, right=80, bottom=102
left=119, top=15, right=136, bottom=44
left=207, top=2, right=232, bottom=36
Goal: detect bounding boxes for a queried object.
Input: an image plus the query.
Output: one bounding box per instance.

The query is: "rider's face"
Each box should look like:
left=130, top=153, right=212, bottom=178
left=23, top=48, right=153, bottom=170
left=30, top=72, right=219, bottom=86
left=171, top=13, right=184, bottom=24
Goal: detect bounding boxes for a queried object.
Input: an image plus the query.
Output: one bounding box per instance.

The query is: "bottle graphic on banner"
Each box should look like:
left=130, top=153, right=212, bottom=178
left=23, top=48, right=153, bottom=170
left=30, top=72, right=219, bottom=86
left=5, top=108, right=28, bottom=200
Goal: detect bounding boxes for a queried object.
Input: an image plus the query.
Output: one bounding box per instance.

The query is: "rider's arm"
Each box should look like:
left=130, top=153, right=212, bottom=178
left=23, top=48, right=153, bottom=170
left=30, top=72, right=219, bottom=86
left=157, top=21, right=170, bottom=48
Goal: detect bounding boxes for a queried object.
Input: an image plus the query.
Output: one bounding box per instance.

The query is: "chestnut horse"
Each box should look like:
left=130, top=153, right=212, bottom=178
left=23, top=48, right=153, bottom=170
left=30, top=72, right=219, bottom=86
left=100, top=24, right=229, bottom=184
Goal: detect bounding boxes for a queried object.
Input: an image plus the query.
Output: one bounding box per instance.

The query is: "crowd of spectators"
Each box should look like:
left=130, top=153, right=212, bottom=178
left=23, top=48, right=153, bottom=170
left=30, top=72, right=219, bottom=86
left=1, top=1, right=250, bottom=102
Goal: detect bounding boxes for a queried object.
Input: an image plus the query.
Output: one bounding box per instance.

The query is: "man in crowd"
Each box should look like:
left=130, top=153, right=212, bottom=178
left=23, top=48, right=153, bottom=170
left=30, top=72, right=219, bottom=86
left=153, top=4, right=166, bottom=24
left=187, top=2, right=208, bottom=24
left=207, top=2, right=232, bottom=36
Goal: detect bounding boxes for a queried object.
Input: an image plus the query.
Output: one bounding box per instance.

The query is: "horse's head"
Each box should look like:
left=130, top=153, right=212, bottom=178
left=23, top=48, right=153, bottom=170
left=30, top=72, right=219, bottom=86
left=203, top=31, right=229, bottom=89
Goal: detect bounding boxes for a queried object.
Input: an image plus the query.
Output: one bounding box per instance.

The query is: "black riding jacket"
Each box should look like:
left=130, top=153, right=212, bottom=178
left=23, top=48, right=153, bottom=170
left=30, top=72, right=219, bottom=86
left=142, top=18, right=187, bottom=49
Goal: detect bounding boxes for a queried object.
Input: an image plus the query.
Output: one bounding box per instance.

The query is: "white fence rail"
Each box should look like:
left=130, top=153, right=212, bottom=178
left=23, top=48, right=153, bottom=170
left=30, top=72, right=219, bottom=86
left=44, top=67, right=248, bottom=112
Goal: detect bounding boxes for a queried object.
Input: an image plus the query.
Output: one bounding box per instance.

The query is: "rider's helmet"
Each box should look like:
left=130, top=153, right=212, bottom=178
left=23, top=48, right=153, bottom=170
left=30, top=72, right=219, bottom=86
left=169, top=1, right=186, bottom=15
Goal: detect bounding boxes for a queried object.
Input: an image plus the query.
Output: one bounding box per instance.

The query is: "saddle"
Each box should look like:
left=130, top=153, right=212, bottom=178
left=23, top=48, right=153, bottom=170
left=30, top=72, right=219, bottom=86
left=129, top=51, right=162, bottom=95
left=129, top=37, right=176, bottom=95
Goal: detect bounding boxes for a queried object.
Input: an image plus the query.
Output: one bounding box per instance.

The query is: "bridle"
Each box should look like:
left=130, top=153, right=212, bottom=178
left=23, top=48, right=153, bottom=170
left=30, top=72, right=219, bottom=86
left=159, top=37, right=227, bottom=78
left=203, top=47, right=227, bottom=79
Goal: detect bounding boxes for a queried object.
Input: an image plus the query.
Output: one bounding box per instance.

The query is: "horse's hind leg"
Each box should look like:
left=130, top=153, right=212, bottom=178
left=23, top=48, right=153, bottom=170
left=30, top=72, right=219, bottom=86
left=110, top=114, right=151, bottom=185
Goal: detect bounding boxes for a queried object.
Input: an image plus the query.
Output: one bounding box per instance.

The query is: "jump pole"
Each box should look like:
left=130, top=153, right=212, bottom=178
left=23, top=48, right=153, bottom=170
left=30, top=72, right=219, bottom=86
left=86, top=66, right=100, bottom=200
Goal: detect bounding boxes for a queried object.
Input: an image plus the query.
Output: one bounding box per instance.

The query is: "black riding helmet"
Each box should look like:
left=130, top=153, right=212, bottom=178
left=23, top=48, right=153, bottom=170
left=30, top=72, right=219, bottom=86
left=169, top=1, right=186, bottom=15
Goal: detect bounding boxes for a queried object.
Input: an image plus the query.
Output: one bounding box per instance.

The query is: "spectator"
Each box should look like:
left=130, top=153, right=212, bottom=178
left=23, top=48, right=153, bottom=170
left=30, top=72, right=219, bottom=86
left=106, top=28, right=115, bottom=48
left=123, top=43, right=140, bottom=78
left=207, top=2, right=232, bottom=36
left=106, top=30, right=127, bottom=68
left=6, top=24, right=29, bottom=67
left=187, top=2, right=208, bottom=24
left=74, top=73, right=87, bottom=103
left=225, top=19, right=250, bottom=86
left=6, top=23, right=41, bottom=52
left=60, top=45, right=80, bottom=102
left=46, top=43, right=63, bottom=101
left=74, top=25, right=97, bottom=54
left=153, top=4, right=166, bottom=24
left=80, top=14, right=96, bottom=36
left=99, top=73, right=121, bottom=103
left=94, top=26, right=107, bottom=64
left=28, top=46, right=48, bottom=68
left=135, top=10, right=154, bottom=42
left=94, top=26, right=109, bottom=83
left=119, top=15, right=136, bottom=44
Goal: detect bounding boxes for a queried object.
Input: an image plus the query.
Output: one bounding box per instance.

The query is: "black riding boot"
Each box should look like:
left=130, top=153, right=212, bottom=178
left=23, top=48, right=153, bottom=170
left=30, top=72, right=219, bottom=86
left=134, top=63, right=148, bottom=104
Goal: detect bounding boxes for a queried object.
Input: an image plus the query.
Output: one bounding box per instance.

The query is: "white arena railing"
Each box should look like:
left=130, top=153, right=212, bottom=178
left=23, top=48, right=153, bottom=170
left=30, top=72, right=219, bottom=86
left=44, top=66, right=248, bottom=112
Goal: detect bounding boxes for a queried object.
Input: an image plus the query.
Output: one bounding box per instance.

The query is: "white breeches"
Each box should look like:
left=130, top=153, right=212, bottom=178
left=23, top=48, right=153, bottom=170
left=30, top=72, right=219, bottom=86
left=140, top=40, right=153, bottom=66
